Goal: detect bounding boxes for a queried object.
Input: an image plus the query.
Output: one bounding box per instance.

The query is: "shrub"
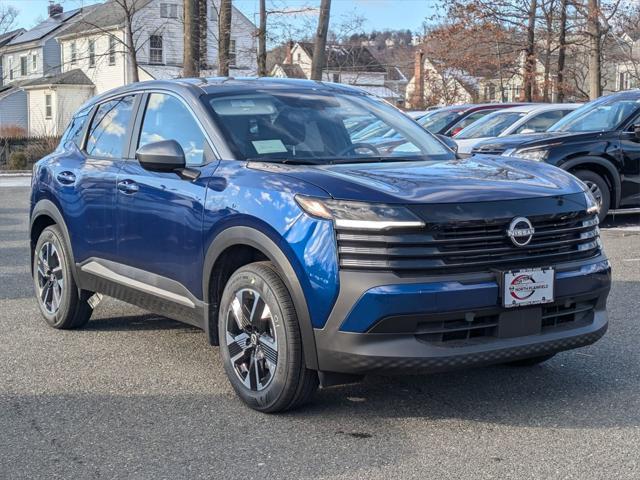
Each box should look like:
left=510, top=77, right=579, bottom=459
left=7, top=151, right=28, bottom=170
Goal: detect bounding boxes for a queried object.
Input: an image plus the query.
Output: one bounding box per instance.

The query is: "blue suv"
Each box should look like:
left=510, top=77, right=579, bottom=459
left=30, top=78, right=611, bottom=412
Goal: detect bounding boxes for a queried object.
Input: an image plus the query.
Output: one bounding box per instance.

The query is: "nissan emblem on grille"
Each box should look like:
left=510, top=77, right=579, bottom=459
left=506, top=217, right=535, bottom=247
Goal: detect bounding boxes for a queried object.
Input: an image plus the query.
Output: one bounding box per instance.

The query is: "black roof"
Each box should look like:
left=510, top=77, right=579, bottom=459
left=297, top=42, right=386, bottom=73
left=0, top=28, right=25, bottom=48
left=23, top=69, right=94, bottom=87
left=7, top=9, right=82, bottom=45
left=58, top=0, right=152, bottom=37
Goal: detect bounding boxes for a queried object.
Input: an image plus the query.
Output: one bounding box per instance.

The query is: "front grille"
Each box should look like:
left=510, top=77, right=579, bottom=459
left=337, top=211, right=600, bottom=275
left=413, top=300, right=596, bottom=347
left=472, top=145, right=507, bottom=155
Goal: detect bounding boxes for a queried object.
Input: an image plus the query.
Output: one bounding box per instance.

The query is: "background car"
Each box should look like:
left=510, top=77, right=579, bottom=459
left=471, top=90, right=640, bottom=219
left=415, top=103, right=526, bottom=137
left=454, top=103, right=581, bottom=155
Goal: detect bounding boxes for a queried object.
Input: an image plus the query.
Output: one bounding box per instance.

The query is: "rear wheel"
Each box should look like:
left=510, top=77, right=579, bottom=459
left=505, top=354, right=555, bottom=367
left=574, top=170, right=610, bottom=222
left=218, top=262, right=318, bottom=413
left=33, top=225, right=93, bottom=329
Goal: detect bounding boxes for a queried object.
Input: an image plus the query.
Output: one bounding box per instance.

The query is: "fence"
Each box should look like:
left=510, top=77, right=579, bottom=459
left=0, top=136, right=61, bottom=171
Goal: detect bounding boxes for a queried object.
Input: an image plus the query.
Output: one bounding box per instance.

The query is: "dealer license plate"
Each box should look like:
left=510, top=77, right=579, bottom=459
left=502, top=267, right=554, bottom=308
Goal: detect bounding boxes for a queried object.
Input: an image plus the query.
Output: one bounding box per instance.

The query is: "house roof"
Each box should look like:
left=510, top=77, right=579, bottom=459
left=7, top=9, right=83, bottom=46
left=0, top=28, right=25, bottom=48
left=274, top=63, right=307, bottom=79
left=296, top=42, right=386, bottom=73
left=58, top=0, right=152, bottom=37
left=22, top=69, right=94, bottom=87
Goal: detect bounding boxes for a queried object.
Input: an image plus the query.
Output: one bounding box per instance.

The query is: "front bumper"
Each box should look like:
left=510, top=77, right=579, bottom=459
left=314, top=257, right=611, bottom=374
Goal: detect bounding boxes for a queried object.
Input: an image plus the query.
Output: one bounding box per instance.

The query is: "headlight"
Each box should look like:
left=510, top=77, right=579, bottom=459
left=295, top=196, right=425, bottom=231
left=507, top=147, right=549, bottom=161
left=582, top=186, right=601, bottom=216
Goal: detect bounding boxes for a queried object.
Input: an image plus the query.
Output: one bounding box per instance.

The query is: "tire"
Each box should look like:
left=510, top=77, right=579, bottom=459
left=33, top=225, right=93, bottom=329
left=574, top=170, right=610, bottom=222
left=218, top=261, right=318, bottom=413
left=505, top=354, right=555, bottom=367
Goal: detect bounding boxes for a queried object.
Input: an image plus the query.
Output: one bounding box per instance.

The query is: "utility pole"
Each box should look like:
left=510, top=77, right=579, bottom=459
left=311, top=0, right=331, bottom=81
left=257, top=0, right=267, bottom=76
left=524, top=0, right=538, bottom=102
left=587, top=0, right=602, bottom=99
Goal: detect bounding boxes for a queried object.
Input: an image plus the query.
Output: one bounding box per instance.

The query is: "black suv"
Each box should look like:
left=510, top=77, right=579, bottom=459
left=472, top=90, right=640, bottom=219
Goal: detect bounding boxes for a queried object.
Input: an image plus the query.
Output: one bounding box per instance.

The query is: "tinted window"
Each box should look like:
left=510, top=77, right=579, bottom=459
left=456, top=111, right=526, bottom=139
left=550, top=97, right=640, bottom=132
left=448, top=110, right=496, bottom=135
left=60, top=107, right=91, bottom=149
left=139, top=93, right=207, bottom=166
left=514, top=110, right=569, bottom=134
left=86, top=96, right=135, bottom=158
left=207, top=91, right=451, bottom=162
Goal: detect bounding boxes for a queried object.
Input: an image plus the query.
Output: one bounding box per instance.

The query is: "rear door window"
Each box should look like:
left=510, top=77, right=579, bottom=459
left=85, top=95, right=136, bottom=158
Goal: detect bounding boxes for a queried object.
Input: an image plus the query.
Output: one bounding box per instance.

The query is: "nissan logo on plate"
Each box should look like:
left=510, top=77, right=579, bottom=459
left=506, top=217, right=535, bottom=247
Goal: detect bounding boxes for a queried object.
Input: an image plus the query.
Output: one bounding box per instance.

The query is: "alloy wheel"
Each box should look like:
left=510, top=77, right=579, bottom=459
left=36, top=242, right=64, bottom=314
left=585, top=180, right=603, bottom=206
left=225, top=288, right=278, bottom=391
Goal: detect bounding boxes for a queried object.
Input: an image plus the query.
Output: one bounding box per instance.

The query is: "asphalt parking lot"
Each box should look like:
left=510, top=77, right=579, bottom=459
left=1, top=181, right=639, bottom=480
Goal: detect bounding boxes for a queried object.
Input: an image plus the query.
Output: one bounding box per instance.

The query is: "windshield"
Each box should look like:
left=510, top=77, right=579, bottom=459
left=455, top=111, right=526, bottom=139
left=549, top=97, right=640, bottom=132
left=205, top=90, right=452, bottom=163
left=417, top=109, right=464, bottom=133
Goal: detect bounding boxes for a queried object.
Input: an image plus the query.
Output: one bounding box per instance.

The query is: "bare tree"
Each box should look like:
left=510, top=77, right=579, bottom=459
left=198, top=0, right=208, bottom=70
left=218, top=0, right=232, bottom=76
left=257, top=0, right=267, bottom=76
left=523, top=0, right=538, bottom=101
left=0, top=5, right=18, bottom=34
left=183, top=0, right=199, bottom=77
left=556, top=0, right=568, bottom=101
left=311, top=0, right=331, bottom=80
left=586, top=0, right=602, bottom=98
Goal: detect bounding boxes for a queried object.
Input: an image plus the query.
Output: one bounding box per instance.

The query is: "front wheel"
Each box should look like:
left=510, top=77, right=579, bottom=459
left=218, top=262, right=318, bottom=413
left=574, top=170, right=610, bottom=222
left=33, top=225, right=93, bottom=329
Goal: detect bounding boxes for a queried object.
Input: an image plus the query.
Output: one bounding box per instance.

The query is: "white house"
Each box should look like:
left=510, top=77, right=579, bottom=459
left=271, top=42, right=403, bottom=104
left=55, top=0, right=257, bottom=96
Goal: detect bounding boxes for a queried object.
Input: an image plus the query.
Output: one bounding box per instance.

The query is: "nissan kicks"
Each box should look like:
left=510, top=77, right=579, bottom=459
left=30, top=78, right=611, bottom=412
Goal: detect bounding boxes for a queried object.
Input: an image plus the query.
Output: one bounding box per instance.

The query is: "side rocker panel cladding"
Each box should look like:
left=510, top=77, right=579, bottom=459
left=203, top=226, right=320, bottom=370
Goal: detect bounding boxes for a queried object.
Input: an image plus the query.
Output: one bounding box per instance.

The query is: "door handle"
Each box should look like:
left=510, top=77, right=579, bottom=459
left=56, top=171, right=76, bottom=185
left=117, top=179, right=139, bottom=194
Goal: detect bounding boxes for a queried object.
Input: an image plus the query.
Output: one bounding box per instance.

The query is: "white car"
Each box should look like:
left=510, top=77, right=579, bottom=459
left=453, top=103, right=582, bottom=155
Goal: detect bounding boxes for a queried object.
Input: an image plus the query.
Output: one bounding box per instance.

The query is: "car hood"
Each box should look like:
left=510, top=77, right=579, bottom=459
left=253, top=155, right=585, bottom=204
left=473, top=131, right=606, bottom=152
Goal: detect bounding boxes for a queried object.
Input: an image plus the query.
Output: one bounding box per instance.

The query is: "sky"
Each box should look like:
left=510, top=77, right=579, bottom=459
left=5, top=0, right=437, bottom=36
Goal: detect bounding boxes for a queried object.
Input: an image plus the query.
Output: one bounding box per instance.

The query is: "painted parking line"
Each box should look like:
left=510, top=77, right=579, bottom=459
left=0, top=177, right=31, bottom=187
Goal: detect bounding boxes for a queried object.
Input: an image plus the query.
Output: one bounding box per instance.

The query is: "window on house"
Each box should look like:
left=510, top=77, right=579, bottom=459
left=20, top=57, right=27, bottom=76
left=88, top=39, right=95, bottom=67
left=332, top=73, right=340, bottom=83
left=71, top=42, right=77, bottom=65
left=297, top=53, right=301, bottom=63
left=160, top=3, right=178, bottom=18
left=32, top=54, right=37, bottom=72
left=8, top=57, right=13, bottom=80
left=86, top=95, right=136, bottom=158
left=149, top=35, right=163, bottom=64
left=45, top=94, right=52, bottom=119
left=229, top=39, right=237, bottom=67
left=109, top=36, right=116, bottom=65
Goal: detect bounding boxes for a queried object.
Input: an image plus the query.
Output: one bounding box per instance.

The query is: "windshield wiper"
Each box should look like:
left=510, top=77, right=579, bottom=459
left=246, top=157, right=327, bottom=165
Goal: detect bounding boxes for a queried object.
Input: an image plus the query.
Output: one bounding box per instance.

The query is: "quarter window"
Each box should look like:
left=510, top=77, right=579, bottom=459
left=60, top=108, right=91, bottom=149
left=138, top=93, right=207, bottom=166
left=149, top=35, right=163, bottom=64
left=86, top=96, right=135, bottom=158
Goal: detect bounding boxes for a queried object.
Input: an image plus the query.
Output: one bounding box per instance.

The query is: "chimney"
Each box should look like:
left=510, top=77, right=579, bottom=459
left=414, top=49, right=424, bottom=109
left=48, top=1, right=63, bottom=17
left=285, top=41, right=294, bottom=65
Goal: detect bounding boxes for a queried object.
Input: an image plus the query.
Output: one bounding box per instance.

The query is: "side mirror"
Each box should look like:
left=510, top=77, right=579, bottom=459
left=436, top=133, right=458, bottom=153
left=136, top=140, right=186, bottom=172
